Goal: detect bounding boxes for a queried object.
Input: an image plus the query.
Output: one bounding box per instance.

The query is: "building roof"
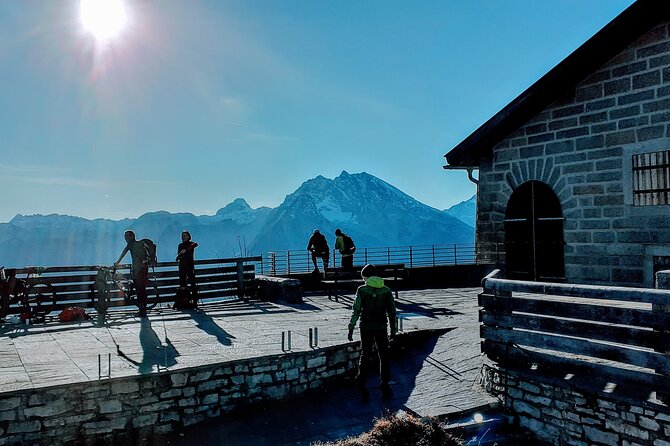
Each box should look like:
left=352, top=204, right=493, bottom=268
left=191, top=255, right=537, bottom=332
left=444, top=0, right=670, bottom=168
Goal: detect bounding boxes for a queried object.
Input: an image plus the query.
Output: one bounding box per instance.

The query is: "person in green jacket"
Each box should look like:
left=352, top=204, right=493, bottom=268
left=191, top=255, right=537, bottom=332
left=348, top=264, right=397, bottom=400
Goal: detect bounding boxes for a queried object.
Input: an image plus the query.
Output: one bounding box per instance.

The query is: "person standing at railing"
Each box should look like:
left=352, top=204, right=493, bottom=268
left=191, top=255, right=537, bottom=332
left=335, top=228, right=356, bottom=270
left=347, top=264, right=397, bottom=401
left=307, top=229, right=330, bottom=273
left=114, top=230, right=149, bottom=318
left=176, top=230, right=199, bottom=308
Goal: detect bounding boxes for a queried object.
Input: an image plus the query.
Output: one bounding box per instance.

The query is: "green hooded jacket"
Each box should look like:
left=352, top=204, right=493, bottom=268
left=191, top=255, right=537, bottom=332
left=348, top=276, right=397, bottom=333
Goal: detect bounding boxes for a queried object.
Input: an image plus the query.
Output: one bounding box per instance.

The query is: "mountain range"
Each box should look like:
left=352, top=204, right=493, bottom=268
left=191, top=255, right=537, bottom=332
left=443, top=195, right=476, bottom=228
left=0, top=171, right=474, bottom=267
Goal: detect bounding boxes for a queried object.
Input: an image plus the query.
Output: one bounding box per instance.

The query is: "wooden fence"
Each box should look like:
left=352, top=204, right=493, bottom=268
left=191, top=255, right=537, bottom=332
left=2, top=256, right=261, bottom=316
left=479, top=269, right=670, bottom=394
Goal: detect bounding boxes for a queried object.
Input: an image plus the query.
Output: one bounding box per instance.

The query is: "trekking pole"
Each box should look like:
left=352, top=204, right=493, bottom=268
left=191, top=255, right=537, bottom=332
left=151, top=263, right=170, bottom=369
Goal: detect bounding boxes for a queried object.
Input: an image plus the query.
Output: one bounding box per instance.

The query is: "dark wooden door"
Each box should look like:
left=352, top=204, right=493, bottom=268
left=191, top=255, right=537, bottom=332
left=504, top=181, right=565, bottom=281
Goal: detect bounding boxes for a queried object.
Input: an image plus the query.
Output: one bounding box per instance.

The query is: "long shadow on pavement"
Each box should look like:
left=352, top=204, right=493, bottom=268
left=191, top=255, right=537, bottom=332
left=161, top=328, right=452, bottom=446
left=116, top=319, right=180, bottom=374
left=189, top=309, right=236, bottom=346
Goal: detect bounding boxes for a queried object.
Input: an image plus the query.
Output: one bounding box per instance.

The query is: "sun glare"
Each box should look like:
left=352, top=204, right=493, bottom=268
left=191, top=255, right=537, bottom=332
left=80, top=0, right=127, bottom=42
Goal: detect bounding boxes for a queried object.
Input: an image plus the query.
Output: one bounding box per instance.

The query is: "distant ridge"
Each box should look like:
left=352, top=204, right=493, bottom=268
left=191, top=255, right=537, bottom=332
left=443, top=195, right=476, bottom=227
left=0, top=172, right=474, bottom=267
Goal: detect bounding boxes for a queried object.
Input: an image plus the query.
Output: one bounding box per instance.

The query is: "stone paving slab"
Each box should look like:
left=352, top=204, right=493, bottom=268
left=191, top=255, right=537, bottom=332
left=0, top=288, right=496, bottom=423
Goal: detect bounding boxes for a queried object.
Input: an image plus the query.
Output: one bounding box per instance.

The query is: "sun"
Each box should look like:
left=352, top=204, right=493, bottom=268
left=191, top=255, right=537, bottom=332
left=80, top=0, right=128, bottom=42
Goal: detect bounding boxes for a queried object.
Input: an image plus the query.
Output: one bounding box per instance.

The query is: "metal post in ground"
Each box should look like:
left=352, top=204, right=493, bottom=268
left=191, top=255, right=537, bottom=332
left=309, top=327, right=319, bottom=348
left=282, top=330, right=292, bottom=351
left=98, top=353, right=111, bottom=379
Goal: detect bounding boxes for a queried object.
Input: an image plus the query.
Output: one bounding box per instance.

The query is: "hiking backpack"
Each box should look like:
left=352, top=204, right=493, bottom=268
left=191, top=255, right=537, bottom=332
left=139, top=239, right=158, bottom=266
left=342, top=234, right=356, bottom=254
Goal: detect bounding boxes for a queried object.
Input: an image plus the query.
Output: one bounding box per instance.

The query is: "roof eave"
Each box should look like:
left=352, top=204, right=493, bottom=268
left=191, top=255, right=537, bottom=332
left=444, top=0, right=669, bottom=168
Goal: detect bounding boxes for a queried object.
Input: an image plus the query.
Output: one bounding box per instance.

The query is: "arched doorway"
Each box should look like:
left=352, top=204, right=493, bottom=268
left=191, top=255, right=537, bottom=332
left=504, top=181, right=565, bottom=281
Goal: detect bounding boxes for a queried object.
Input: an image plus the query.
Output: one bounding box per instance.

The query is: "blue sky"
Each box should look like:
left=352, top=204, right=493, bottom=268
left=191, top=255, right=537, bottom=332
left=0, top=0, right=635, bottom=222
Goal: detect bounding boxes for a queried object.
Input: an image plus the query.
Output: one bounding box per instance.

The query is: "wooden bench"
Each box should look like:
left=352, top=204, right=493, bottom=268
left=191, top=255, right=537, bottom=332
left=323, top=263, right=406, bottom=302
left=1, top=256, right=261, bottom=319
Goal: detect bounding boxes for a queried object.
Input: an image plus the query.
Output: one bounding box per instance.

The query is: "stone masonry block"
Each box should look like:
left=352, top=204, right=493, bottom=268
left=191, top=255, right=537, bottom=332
left=633, top=70, right=661, bottom=89
left=591, top=122, right=617, bottom=134
left=160, top=389, right=181, bottom=399
left=605, top=130, right=636, bottom=146
left=190, top=371, right=213, bottom=383
left=586, top=98, right=616, bottom=112
left=170, top=373, right=189, bottom=387
left=132, top=413, right=159, bottom=428
left=557, top=127, right=590, bottom=139
left=604, top=78, right=631, bottom=96
left=573, top=185, right=604, bottom=195
left=0, top=397, right=21, bottom=411
left=584, top=426, right=619, bottom=445
left=609, top=105, right=640, bottom=119
left=638, top=416, right=660, bottom=431
left=549, top=117, right=578, bottom=130
left=553, top=104, right=584, bottom=118
left=7, top=421, right=42, bottom=434
left=576, top=135, right=605, bottom=150
left=580, top=112, right=608, bottom=124
left=111, top=381, right=139, bottom=394
left=618, top=89, right=655, bottom=106
left=306, top=356, right=327, bottom=369
left=637, top=125, right=665, bottom=141
left=612, top=61, right=648, bottom=78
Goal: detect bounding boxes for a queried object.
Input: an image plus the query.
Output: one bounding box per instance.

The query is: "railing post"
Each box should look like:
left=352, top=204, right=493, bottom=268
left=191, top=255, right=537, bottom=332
left=236, top=260, right=245, bottom=298
left=287, top=251, right=291, bottom=275
left=409, top=246, right=413, bottom=268
left=432, top=245, right=436, bottom=267
left=454, top=244, right=457, bottom=265
left=364, top=248, right=368, bottom=265
left=652, top=293, right=670, bottom=403
left=387, top=247, right=390, bottom=264
left=271, top=252, right=276, bottom=276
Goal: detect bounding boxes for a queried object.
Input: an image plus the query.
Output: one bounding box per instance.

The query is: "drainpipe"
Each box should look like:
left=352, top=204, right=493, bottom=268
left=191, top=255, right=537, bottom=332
left=443, top=164, right=480, bottom=263
left=442, top=165, right=479, bottom=185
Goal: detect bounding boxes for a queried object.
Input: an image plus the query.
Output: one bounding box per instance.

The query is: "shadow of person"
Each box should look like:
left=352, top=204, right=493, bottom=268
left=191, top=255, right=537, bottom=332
left=158, top=329, right=454, bottom=446
left=137, top=318, right=179, bottom=374
left=190, top=310, right=235, bottom=346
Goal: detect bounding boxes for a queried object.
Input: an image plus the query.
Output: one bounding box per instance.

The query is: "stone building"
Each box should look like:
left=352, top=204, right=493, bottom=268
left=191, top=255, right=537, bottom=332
left=444, top=0, right=670, bottom=287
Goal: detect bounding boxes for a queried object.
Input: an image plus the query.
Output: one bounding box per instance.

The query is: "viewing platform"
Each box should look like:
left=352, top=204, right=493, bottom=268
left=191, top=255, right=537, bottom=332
left=0, top=285, right=496, bottom=445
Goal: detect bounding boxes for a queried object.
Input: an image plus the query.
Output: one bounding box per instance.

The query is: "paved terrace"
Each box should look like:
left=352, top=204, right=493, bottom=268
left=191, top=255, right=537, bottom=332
left=0, top=288, right=497, bottom=444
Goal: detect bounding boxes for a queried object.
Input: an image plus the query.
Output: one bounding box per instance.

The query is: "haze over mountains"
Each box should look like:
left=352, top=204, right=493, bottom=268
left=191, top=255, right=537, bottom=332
left=443, top=195, right=476, bottom=228
left=0, top=172, right=474, bottom=268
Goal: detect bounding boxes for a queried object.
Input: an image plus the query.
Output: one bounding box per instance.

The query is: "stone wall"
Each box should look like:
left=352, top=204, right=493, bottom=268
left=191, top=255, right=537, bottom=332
left=0, top=344, right=359, bottom=446
left=482, top=366, right=670, bottom=446
left=477, top=21, right=670, bottom=287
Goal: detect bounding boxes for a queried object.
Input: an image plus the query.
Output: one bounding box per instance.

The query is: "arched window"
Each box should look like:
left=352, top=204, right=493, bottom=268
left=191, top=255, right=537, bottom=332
left=504, top=181, right=565, bottom=281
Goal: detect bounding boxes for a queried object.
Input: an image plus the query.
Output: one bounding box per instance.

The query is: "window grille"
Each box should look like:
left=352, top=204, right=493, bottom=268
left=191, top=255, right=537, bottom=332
left=632, top=150, right=670, bottom=206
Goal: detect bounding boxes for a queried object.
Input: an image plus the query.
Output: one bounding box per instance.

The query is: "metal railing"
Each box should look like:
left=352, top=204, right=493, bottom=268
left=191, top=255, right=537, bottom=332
left=257, top=243, right=478, bottom=276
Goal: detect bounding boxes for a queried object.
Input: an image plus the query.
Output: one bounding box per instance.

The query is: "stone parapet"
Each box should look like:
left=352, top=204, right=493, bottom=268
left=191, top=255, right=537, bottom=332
left=0, top=344, right=359, bottom=445
left=481, top=365, right=670, bottom=446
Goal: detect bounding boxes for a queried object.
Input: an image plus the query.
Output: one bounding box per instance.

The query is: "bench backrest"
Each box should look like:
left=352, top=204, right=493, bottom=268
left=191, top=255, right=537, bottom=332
left=4, top=257, right=260, bottom=315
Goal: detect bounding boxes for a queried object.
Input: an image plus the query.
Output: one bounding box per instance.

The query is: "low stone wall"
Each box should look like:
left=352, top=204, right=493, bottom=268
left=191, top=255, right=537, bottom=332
left=256, top=275, right=303, bottom=303
left=656, top=270, right=670, bottom=290
left=0, top=344, right=359, bottom=446
left=482, top=365, right=670, bottom=446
